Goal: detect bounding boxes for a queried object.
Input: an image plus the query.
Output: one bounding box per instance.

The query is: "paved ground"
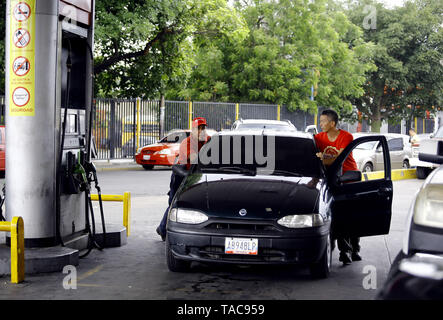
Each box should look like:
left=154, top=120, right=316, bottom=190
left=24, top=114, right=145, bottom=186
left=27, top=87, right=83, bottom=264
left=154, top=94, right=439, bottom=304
left=0, top=163, right=424, bottom=300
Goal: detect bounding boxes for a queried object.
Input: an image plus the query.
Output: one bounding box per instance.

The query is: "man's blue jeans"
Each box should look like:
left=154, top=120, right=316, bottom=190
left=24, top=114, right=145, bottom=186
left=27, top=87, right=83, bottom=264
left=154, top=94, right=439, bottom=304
left=158, top=171, right=184, bottom=236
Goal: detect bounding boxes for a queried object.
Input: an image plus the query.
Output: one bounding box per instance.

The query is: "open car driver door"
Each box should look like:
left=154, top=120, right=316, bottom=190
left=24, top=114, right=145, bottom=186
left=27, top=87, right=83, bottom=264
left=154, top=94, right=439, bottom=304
left=327, top=135, right=393, bottom=239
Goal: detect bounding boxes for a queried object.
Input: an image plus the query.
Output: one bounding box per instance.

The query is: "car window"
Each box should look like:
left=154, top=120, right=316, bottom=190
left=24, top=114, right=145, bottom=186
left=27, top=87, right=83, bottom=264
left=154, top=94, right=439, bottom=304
left=236, top=123, right=291, bottom=131
left=162, top=132, right=188, bottom=143
left=388, top=138, right=403, bottom=151
left=355, top=141, right=377, bottom=150
left=198, top=135, right=323, bottom=178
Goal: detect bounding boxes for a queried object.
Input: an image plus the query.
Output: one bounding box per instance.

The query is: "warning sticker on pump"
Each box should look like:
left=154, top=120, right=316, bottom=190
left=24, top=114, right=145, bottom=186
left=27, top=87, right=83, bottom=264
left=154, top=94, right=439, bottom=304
left=9, top=0, right=35, bottom=116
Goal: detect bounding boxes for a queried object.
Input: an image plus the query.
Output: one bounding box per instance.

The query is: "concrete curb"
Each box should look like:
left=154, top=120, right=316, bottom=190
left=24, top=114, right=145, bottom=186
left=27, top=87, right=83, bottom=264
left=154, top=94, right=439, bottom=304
left=363, top=168, right=417, bottom=181
left=93, top=160, right=143, bottom=172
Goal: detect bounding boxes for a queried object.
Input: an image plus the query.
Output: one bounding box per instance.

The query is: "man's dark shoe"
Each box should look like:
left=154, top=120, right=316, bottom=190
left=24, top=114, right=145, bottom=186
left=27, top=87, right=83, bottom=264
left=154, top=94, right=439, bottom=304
left=351, top=252, right=362, bottom=261
left=156, top=226, right=166, bottom=241
left=339, top=252, right=352, bottom=265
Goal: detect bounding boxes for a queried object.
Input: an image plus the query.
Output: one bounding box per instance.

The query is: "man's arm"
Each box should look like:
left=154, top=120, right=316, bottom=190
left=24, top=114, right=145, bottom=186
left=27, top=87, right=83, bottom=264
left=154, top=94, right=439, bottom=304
left=317, top=149, right=345, bottom=166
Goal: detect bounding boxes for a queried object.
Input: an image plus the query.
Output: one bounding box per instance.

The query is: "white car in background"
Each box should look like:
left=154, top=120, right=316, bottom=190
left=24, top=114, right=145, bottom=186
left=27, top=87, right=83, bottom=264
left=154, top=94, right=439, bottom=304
left=410, top=126, right=443, bottom=179
left=231, top=119, right=297, bottom=131
left=352, top=133, right=412, bottom=172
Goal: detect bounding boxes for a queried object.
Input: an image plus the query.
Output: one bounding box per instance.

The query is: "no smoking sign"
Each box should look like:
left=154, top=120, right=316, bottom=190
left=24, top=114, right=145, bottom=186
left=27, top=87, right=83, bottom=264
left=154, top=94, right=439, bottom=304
left=13, top=2, right=31, bottom=22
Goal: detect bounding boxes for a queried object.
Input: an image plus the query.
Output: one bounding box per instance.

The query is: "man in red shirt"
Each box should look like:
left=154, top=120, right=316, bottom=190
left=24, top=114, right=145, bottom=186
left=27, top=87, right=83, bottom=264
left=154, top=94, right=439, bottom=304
left=156, top=117, right=210, bottom=240
left=314, top=109, right=361, bottom=265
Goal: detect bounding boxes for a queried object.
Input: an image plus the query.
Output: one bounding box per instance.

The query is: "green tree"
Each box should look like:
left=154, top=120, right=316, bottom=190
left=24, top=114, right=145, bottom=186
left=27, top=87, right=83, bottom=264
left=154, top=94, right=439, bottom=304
left=180, top=0, right=375, bottom=117
left=345, top=0, right=443, bottom=132
left=94, top=0, right=247, bottom=99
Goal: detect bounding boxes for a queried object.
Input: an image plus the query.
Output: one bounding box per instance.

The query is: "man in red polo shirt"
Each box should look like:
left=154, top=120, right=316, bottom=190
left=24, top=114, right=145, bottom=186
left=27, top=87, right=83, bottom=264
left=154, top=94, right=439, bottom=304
left=314, top=109, right=361, bottom=265
left=156, top=117, right=210, bottom=240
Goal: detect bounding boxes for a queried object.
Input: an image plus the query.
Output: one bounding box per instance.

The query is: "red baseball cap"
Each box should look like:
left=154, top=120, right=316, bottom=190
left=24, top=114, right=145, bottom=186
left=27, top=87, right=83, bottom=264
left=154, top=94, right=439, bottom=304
left=192, top=117, right=207, bottom=128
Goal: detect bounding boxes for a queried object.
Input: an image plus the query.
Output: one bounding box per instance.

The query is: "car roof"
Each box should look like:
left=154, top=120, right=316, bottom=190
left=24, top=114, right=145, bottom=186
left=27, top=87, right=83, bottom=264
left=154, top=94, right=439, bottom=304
left=217, top=129, right=312, bottom=139
left=353, top=132, right=409, bottom=140
left=165, top=128, right=218, bottom=135
left=235, top=119, right=294, bottom=126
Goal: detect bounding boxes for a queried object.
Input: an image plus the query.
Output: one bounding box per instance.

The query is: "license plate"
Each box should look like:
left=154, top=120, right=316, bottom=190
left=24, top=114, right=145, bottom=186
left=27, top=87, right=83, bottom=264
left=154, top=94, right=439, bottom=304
left=143, top=155, right=151, bottom=160
left=225, top=238, right=258, bottom=255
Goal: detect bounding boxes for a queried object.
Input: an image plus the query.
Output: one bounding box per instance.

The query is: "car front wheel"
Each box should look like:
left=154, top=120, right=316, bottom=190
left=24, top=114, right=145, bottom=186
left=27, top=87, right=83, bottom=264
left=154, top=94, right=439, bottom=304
left=166, top=235, right=191, bottom=272
left=362, top=162, right=373, bottom=172
left=402, top=160, right=410, bottom=169
left=309, top=235, right=331, bottom=279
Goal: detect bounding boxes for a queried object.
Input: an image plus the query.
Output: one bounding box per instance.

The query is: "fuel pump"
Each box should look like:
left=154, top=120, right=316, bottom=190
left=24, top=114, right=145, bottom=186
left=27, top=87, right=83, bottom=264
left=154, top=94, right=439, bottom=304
left=4, top=1, right=124, bottom=271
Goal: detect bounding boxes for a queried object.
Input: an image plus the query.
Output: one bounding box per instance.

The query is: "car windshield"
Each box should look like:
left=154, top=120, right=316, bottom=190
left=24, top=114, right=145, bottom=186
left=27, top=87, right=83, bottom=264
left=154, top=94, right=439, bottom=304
left=355, top=141, right=377, bottom=150
left=237, top=123, right=291, bottom=131
left=198, top=134, right=322, bottom=178
left=435, top=127, right=443, bottom=138
left=161, top=131, right=189, bottom=143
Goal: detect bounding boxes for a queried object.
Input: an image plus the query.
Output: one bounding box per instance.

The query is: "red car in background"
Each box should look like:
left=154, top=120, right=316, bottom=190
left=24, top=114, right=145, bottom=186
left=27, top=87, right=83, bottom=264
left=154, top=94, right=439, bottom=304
left=135, top=129, right=217, bottom=170
left=0, top=126, right=4, bottom=172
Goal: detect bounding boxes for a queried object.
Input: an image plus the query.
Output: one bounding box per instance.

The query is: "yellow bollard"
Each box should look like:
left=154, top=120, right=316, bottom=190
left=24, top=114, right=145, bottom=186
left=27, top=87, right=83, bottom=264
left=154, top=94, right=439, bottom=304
left=10, top=217, right=25, bottom=283
left=123, top=192, right=131, bottom=237
left=90, top=193, right=131, bottom=237
left=0, top=217, right=25, bottom=284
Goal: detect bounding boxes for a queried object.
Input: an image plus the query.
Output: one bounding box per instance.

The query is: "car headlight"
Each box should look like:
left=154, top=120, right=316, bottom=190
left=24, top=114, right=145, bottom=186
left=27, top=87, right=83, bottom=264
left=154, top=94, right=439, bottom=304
left=277, top=214, right=324, bottom=228
left=156, top=149, right=171, bottom=155
left=413, top=185, right=443, bottom=229
left=169, top=208, right=209, bottom=224
left=136, top=147, right=142, bottom=154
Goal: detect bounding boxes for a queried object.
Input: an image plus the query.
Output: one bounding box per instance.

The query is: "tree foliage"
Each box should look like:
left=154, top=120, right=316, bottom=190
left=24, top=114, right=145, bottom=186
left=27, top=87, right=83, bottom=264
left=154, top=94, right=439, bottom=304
left=0, top=0, right=440, bottom=127
left=344, top=0, right=443, bottom=131
left=176, top=0, right=375, bottom=116
left=94, top=0, right=247, bottom=98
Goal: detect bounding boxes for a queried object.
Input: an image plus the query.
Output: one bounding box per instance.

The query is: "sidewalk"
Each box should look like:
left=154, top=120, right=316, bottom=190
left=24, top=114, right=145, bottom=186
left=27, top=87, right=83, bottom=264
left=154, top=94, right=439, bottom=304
left=93, top=159, right=142, bottom=172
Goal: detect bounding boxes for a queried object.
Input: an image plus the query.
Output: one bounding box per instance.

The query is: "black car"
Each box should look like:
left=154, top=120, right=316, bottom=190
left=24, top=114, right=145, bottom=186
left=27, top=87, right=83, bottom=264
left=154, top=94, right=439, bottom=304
left=377, top=142, right=443, bottom=299
left=165, top=130, right=393, bottom=278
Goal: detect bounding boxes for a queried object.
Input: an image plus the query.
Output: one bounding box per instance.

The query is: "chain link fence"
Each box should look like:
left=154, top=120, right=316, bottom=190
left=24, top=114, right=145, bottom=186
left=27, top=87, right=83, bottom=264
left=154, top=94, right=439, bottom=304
left=0, top=95, right=436, bottom=160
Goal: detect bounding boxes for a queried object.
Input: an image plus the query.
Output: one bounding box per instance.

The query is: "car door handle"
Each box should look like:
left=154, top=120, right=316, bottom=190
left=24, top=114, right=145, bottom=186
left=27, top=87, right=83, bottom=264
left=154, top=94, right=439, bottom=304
left=378, top=187, right=392, bottom=195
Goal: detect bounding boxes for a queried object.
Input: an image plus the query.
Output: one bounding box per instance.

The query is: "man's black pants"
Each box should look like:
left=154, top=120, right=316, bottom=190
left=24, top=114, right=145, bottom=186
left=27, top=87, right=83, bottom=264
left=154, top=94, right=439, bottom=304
left=337, top=237, right=360, bottom=253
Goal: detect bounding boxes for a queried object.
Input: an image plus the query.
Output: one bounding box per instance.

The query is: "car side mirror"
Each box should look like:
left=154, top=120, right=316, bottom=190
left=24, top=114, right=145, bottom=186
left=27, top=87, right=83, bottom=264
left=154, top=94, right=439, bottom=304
left=339, top=170, right=362, bottom=183
left=305, top=125, right=318, bottom=135
left=399, top=253, right=443, bottom=280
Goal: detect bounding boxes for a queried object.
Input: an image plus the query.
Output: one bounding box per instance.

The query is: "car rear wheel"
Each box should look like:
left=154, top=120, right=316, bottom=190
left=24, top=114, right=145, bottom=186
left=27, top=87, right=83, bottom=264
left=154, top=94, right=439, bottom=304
left=362, top=162, right=373, bottom=172
left=142, top=164, right=154, bottom=170
left=416, top=166, right=430, bottom=179
left=309, top=235, right=331, bottom=279
left=166, top=235, right=191, bottom=272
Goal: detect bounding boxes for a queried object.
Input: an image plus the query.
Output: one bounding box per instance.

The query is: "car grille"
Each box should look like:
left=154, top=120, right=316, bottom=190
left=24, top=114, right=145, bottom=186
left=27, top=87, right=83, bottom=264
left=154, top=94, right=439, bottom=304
left=143, top=150, right=154, bottom=155
left=205, top=222, right=279, bottom=232
left=197, top=246, right=288, bottom=262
